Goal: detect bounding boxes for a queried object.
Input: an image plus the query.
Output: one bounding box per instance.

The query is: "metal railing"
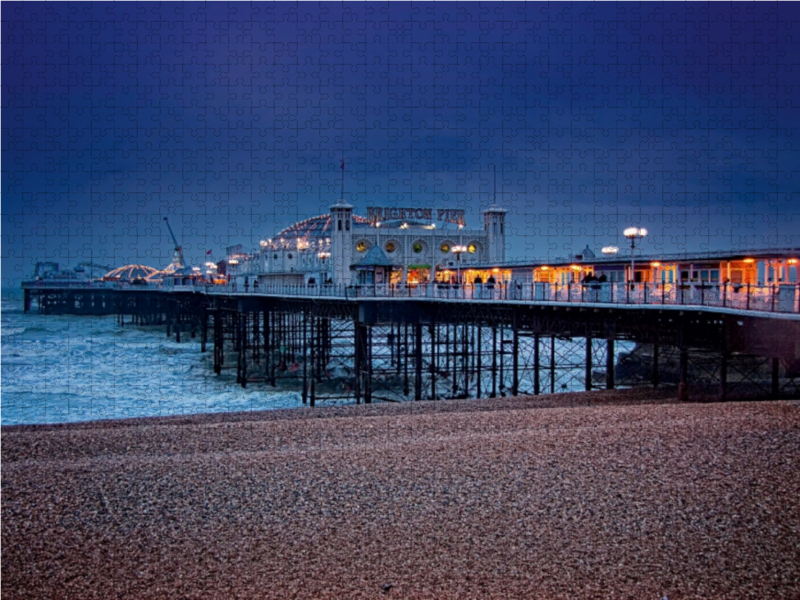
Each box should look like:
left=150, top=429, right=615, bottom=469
left=23, top=279, right=800, bottom=315
left=202, top=281, right=800, bottom=315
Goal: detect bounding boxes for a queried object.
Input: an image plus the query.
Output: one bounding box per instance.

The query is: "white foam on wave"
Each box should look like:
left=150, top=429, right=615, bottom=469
left=1, top=298, right=305, bottom=426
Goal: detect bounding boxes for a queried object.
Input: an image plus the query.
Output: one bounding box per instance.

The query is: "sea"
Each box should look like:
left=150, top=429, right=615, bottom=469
left=2, top=288, right=634, bottom=426
left=1, top=288, right=304, bottom=426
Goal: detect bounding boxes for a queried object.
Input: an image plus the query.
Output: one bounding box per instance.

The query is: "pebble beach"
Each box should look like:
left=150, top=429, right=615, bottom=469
left=3, top=388, right=800, bottom=599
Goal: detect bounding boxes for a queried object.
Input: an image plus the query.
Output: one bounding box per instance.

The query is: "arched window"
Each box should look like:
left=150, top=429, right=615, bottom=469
left=345, top=219, right=350, bottom=231
left=338, top=219, right=342, bottom=231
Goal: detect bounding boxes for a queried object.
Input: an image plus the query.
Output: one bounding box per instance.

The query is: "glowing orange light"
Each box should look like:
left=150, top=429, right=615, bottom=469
left=540, top=266, right=549, bottom=271
left=650, top=261, right=661, bottom=267
left=743, top=258, right=755, bottom=264
left=570, top=265, right=581, bottom=271
left=492, top=268, right=500, bottom=273
left=788, top=258, right=798, bottom=265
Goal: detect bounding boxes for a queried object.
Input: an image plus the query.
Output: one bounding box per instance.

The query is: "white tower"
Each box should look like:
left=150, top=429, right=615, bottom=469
left=483, top=205, right=507, bottom=263
left=331, top=198, right=354, bottom=285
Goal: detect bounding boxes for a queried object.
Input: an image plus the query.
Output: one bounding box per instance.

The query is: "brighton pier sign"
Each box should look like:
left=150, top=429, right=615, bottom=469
left=366, top=206, right=466, bottom=226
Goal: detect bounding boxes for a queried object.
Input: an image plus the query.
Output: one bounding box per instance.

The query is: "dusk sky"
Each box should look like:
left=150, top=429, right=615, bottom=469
left=3, top=2, right=800, bottom=284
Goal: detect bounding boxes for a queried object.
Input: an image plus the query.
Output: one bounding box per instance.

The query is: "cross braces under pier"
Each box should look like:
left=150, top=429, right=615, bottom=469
left=23, top=288, right=800, bottom=405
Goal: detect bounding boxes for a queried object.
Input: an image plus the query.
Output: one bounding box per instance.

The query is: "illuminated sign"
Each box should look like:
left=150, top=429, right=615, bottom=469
left=366, top=207, right=465, bottom=226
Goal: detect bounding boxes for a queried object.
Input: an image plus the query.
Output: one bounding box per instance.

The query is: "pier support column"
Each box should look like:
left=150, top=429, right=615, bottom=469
left=365, top=326, right=373, bottom=404
left=414, top=323, right=423, bottom=401
left=355, top=323, right=368, bottom=404
left=403, top=325, right=410, bottom=397
left=237, top=311, right=247, bottom=388
left=678, top=346, right=689, bottom=402
left=476, top=326, right=483, bottom=398
left=533, top=333, right=540, bottom=395
left=253, top=310, right=259, bottom=363
left=718, top=348, right=728, bottom=402
left=268, top=311, right=276, bottom=387
left=430, top=322, right=437, bottom=400
left=652, top=343, right=660, bottom=387
left=605, top=338, right=615, bottom=390
left=512, top=317, right=519, bottom=396
left=201, top=308, right=208, bottom=353
left=491, top=325, right=498, bottom=398
left=213, top=310, right=223, bottom=375
left=302, top=313, right=308, bottom=405
left=550, top=335, right=556, bottom=394
left=585, top=336, right=593, bottom=391
left=772, top=357, right=780, bottom=398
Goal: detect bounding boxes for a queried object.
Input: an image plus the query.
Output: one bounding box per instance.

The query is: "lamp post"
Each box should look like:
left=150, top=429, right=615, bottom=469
left=623, top=227, right=647, bottom=283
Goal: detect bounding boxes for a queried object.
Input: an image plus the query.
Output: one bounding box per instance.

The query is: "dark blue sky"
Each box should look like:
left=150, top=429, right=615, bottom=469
left=3, top=2, right=799, bottom=283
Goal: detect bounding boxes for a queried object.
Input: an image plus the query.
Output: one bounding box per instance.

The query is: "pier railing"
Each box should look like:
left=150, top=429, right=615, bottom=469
left=201, top=281, right=800, bottom=315
left=23, top=280, right=800, bottom=315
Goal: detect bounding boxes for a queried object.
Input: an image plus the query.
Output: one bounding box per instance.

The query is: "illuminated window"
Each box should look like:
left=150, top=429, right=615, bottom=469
left=467, top=243, right=477, bottom=254
left=440, top=243, right=450, bottom=253
left=356, top=241, right=368, bottom=252
left=385, top=242, right=396, bottom=253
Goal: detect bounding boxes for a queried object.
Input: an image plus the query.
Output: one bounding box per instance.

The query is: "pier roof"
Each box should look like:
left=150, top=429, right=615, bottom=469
left=468, top=247, right=800, bottom=270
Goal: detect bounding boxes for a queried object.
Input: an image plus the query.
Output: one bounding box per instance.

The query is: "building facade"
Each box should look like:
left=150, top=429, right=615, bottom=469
left=229, top=200, right=507, bottom=286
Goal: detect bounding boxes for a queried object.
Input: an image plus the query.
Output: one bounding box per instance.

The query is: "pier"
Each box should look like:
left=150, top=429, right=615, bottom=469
left=22, top=281, right=800, bottom=404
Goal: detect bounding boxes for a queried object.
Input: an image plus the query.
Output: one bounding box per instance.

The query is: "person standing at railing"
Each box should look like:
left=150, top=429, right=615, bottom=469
left=486, top=275, right=496, bottom=299
left=474, top=275, right=483, bottom=300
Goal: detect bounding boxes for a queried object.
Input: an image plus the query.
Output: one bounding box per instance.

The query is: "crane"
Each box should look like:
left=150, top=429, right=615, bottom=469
left=163, top=217, right=185, bottom=268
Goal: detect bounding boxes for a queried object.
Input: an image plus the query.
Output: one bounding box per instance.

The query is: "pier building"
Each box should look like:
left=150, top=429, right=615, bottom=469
left=227, top=200, right=507, bottom=287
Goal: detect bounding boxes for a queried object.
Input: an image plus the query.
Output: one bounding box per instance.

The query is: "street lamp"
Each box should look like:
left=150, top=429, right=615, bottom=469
left=623, top=227, right=647, bottom=283
left=452, top=245, right=468, bottom=286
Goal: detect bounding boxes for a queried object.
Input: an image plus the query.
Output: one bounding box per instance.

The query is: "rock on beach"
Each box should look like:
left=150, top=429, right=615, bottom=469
left=3, top=389, right=800, bottom=599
